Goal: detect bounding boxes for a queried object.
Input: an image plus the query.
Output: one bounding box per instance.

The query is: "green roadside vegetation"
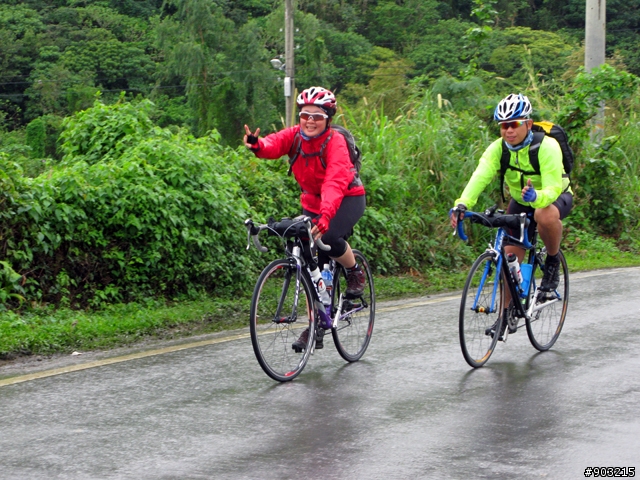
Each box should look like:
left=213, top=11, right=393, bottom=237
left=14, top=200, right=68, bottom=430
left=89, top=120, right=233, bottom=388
left=1, top=74, right=640, bottom=358
left=2, top=0, right=640, bottom=360
left=1, top=247, right=639, bottom=359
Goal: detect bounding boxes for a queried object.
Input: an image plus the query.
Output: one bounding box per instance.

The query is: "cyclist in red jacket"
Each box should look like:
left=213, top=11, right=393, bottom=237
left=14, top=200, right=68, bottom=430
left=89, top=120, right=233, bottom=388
left=244, top=86, right=366, bottom=350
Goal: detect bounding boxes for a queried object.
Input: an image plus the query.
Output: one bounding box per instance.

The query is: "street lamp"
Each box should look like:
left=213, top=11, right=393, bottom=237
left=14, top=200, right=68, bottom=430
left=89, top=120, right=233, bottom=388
left=270, top=56, right=293, bottom=126
left=270, top=58, right=285, bottom=71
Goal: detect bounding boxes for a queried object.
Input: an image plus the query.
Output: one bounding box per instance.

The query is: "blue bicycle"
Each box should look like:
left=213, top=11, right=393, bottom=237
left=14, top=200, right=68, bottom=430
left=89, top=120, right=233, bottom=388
left=453, top=206, right=569, bottom=368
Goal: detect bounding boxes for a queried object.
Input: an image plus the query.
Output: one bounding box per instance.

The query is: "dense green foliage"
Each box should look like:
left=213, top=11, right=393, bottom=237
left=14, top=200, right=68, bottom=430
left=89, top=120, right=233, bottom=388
left=1, top=0, right=639, bottom=313
left=1, top=99, right=269, bottom=307
left=2, top=0, right=640, bottom=142
left=1, top=62, right=638, bottom=311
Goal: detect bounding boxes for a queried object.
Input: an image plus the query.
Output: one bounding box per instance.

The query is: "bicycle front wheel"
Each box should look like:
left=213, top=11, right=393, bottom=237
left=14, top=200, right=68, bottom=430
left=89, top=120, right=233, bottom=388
left=250, top=259, right=317, bottom=382
left=459, top=252, right=502, bottom=368
left=331, top=250, right=375, bottom=362
left=526, top=249, right=569, bottom=351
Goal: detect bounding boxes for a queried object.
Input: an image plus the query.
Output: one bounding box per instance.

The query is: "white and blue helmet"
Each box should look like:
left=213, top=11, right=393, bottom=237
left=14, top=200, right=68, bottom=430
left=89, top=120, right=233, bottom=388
left=494, top=93, right=532, bottom=121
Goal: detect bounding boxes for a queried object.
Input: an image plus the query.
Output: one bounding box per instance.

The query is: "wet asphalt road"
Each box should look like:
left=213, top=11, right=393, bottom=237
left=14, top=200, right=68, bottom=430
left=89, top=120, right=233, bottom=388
left=0, top=267, right=639, bottom=479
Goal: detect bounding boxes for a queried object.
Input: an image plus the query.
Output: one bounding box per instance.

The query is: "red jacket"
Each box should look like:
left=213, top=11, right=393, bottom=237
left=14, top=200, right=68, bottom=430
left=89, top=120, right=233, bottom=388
left=251, top=125, right=366, bottom=220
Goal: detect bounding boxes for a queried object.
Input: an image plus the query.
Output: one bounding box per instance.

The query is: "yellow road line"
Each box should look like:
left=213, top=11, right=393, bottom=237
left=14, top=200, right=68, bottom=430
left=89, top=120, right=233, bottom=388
left=0, top=332, right=250, bottom=387
left=1, top=295, right=462, bottom=387
left=377, top=295, right=460, bottom=312
left=4, top=267, right=632, bottom=386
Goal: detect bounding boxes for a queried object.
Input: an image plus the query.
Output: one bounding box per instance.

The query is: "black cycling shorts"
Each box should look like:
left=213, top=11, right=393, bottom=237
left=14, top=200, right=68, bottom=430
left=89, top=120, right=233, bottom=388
left=507, top=192, right=573, bottom=239
left=303, top=194, right=366, bottom=262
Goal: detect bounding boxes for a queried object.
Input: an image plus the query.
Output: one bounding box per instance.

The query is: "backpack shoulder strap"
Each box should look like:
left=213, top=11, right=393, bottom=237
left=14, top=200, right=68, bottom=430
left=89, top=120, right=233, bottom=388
left=498, top=130, right=545, bottom=202
left=316, top=130, right=333, bottom=169
left=499, top=140, right=510, bottom=203
left=287, top=131, right=302, bottom=176
left=527, top=131, right=545, bottom=175
left=288, top=129, right=335, bottom=175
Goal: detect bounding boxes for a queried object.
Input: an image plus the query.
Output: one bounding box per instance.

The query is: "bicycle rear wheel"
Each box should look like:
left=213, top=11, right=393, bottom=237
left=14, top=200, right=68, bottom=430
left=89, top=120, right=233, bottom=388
left=526, top=249, right=569, bottom=351
left=331, top=250, right=375, bottom=362
left=459, top=252, right=503, bottom=368
left=250, top=259, right=317, bottom=382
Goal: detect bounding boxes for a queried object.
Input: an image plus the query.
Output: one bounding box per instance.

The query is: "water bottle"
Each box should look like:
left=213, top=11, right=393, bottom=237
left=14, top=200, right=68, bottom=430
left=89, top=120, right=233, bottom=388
left=310, top=267, right=330, bottom=305
left=506, top=253, right=523, bottom=285
left=520, top=263, right=532, bottom=296
left=322, top=264, right=333, bottom=300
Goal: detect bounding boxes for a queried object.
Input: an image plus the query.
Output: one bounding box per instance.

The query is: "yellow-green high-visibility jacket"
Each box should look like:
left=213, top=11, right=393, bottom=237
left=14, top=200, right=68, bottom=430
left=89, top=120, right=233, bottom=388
left=455, top=135, right=571, bottom=210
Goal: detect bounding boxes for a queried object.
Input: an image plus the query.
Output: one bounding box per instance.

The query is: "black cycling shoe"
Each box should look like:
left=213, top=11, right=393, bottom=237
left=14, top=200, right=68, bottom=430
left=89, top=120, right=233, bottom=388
left=292, top=328, right=309, bottom=353
left=506, top=304, right=518, bottom=334
left=539, top=259, right=560, bottom=300
left=345, top=266, right=366, bottom=297
left=485, top=317, right=508, bottom=341
left=540, top=259, right=560, bottom=292
left=291, top=328, right=322, bottom=353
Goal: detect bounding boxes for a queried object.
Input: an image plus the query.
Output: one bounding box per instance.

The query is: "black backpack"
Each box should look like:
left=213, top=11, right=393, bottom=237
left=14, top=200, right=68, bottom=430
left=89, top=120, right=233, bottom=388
left=499, top=121, right=574, bottom=201
left=288, top=125, right=363, bottom=188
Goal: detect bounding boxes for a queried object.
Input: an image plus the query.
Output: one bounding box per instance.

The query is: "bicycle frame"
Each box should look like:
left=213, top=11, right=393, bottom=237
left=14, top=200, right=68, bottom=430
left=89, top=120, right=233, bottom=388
left=461, top=211, right=561, bottom=326
left=485, top=226, right=532, bottom=321
left=245, top=216, right=367, bottom=331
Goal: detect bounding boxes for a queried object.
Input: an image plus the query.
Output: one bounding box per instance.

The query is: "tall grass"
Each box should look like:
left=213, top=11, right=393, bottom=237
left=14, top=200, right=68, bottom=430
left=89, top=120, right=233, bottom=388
left=337, top=92, right=511, bottom=275
left=2, top=67, right=639, bottom=310
left=332, top=78, right=640, bottom=278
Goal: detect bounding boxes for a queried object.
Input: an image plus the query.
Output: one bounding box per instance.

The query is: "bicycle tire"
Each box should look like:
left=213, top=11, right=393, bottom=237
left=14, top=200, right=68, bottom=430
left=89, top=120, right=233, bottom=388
left=250, top=259, right=317, bottom=382
left=525, top=249, right=569, bottom=351
left=331, top=250, right=375, bottom=362
left=459, top=251, right=503, bottom=368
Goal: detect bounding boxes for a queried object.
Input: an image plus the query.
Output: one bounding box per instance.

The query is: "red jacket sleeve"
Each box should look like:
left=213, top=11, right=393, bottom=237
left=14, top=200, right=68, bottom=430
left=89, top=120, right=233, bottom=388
left=252, top=127, right=298, bottom=159
left=319, top=132, right=353, bottom=220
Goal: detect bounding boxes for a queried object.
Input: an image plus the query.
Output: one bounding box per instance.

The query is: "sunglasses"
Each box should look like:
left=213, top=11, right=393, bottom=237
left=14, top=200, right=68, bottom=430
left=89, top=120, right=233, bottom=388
left=299, top=112, right=329, bottom=121
left=499, top=120, right=528, bottom=129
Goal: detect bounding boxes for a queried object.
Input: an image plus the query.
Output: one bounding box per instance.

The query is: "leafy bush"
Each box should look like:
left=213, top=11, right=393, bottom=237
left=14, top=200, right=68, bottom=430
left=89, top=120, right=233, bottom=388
left=2, top=63, right=640, bottom=311
left=3, top=100, right=256, bottom=307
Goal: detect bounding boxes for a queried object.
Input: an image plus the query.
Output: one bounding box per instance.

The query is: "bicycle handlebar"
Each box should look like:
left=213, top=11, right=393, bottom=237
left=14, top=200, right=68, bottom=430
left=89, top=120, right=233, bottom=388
left=244, top=216, right=331, bottom=253
left=450, top=207, right=531, bottom=246
left=450, top=208, right=470, bottom=241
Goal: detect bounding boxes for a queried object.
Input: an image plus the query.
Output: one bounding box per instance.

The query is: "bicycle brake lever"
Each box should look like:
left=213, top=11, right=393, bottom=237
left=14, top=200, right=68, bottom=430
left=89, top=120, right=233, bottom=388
left=302, top=217, right=331, bottom=252
left=244, top=219, right=268, bottom=252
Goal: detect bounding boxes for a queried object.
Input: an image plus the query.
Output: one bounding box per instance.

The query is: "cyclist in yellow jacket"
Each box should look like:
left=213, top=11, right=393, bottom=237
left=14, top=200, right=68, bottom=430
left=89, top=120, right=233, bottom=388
left=450, top=93, right=573, bottom=339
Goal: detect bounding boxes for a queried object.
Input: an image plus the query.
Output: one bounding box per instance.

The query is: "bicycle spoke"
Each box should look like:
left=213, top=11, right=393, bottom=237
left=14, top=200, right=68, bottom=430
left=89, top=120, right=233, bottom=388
left=526, top=250, right=569, bottom=351
left=459, top=252, right=502, bottom=368
left=250, top=260, right=316, bottom=381
left=331, top=250, right=375, bottom=362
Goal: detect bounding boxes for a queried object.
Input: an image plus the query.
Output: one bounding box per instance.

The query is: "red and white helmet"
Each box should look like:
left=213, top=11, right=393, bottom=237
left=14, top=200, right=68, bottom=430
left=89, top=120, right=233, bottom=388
left=297, top=86, right=337, bottom=116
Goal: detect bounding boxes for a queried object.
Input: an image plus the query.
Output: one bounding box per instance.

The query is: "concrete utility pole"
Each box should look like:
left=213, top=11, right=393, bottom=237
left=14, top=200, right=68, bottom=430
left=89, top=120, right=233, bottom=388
left=284, top=0, right=295, bottom=127
left=585, top=0, right=606, bottom=72
left=585, top=0, right=606, bottom=139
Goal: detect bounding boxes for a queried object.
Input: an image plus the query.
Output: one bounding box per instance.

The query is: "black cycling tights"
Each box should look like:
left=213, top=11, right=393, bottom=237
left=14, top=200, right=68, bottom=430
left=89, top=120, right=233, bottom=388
left=303, top=194, right=366, bottom=266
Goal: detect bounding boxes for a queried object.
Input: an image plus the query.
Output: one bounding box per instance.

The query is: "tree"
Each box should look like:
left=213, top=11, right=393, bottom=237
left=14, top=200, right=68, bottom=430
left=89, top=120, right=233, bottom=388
left=155, top=0, right=236, bottom=136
